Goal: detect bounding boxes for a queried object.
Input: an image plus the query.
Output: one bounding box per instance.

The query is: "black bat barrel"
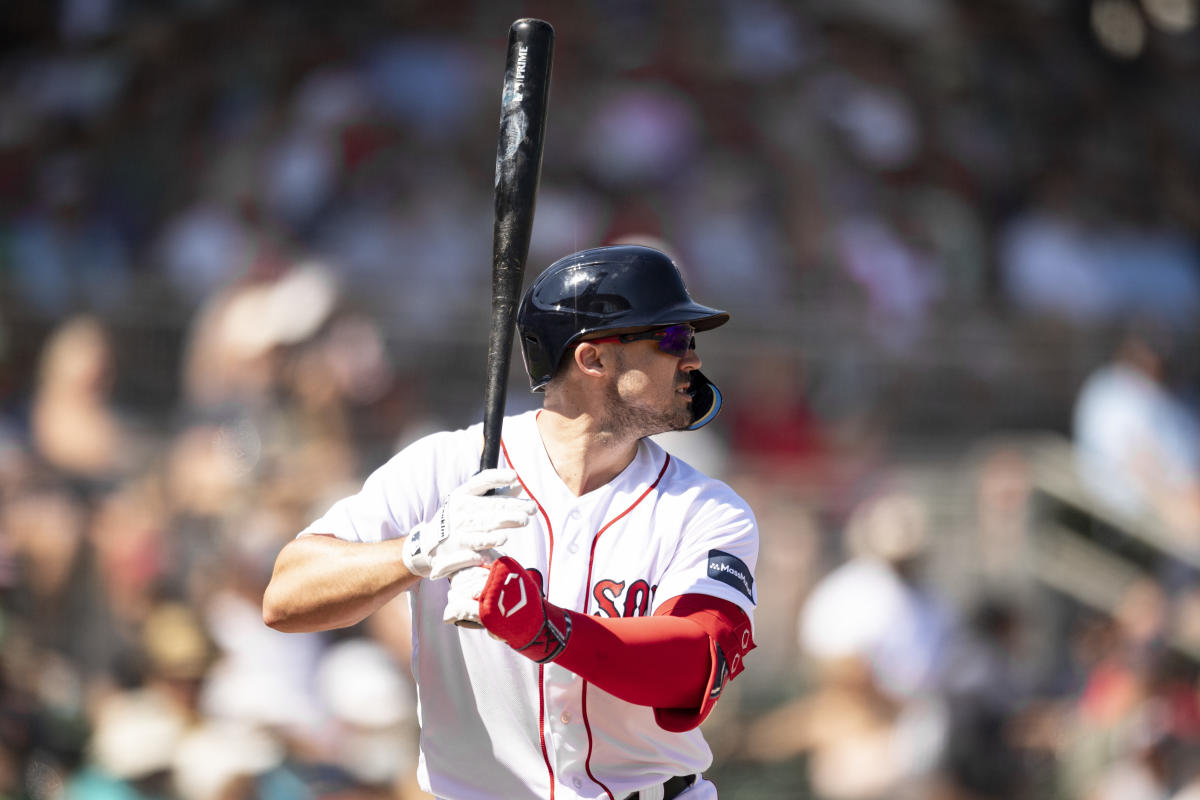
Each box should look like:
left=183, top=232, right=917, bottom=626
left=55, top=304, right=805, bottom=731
left=481, top=19, right=554, bottom=473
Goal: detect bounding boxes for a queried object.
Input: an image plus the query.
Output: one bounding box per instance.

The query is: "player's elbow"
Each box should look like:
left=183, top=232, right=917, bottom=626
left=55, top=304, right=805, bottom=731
left=261, top=572, right=319, bottom=632
left=261, top=584, right=297, bottom=631
left=260, top=536, right=328, bottom=632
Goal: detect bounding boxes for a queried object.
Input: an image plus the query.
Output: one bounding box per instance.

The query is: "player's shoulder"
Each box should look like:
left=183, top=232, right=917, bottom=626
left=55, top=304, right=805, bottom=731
left=500, top=408, right=540, bottom=437
left=377, top=417, right=503, bottom=487
left=391, top=421, right=482, bottom=460
left=644, top=437, right=755, bottom=517
left=487, top=408, right=543, bottom=464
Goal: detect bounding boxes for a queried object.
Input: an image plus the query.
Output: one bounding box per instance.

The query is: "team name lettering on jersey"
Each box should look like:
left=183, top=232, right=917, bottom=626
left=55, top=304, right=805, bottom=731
left=591, top=579, right=655, bottom=618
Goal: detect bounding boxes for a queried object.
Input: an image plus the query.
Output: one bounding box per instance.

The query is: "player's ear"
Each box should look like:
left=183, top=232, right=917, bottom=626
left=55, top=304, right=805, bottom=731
left=572, top=341, right=608, bottom=379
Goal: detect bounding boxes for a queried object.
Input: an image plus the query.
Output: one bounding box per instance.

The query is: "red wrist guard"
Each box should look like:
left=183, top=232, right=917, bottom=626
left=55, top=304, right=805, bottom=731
left=479, top=556, right=572, bottom=663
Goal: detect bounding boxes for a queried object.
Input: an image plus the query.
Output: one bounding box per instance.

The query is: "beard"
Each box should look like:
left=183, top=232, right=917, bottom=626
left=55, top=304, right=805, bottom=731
left=600, top=375, right=694, bottom=440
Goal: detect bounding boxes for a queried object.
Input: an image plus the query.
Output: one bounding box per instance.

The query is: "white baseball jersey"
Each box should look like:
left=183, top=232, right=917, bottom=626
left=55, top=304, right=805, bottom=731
left=301, top=409, right=759, bottom=800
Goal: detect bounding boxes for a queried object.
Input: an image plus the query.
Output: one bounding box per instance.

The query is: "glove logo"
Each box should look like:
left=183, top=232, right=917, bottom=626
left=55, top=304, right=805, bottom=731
left=498, top=573, right=528, bottom=617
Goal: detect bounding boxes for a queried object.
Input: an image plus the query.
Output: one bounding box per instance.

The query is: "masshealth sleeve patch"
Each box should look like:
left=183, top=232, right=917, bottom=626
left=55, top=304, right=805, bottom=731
left=707, top=549, right=754, bottom=602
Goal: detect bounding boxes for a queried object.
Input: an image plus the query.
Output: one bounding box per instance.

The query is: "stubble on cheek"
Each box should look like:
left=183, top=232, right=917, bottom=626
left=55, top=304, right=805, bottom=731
left=604, top=368, right=692, bottom=438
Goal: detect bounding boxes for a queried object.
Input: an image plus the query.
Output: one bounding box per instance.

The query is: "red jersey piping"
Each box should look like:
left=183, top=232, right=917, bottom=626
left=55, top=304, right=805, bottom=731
left=501, top=437, right=556, bottom=799
left=580, top=452, right=672, bottom=800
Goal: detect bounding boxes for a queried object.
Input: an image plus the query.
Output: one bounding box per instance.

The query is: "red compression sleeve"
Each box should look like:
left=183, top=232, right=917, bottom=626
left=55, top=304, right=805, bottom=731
left=554, top=613, right=712, bottom=709
left=477, top=558, right=754, bottom=730
left=553, top=593, right=754, bottom=729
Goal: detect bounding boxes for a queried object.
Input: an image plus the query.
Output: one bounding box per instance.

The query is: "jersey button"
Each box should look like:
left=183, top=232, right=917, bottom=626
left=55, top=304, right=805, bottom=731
left=568, top=543, right=579, bottom=554
left=573, top=778, right=583, bottom=789
left=560, top=711, right=572, bottom=724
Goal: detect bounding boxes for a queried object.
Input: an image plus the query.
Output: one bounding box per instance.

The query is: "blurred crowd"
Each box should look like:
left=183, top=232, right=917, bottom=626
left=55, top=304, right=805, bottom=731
left=1, top=0, right=1199, bottom=798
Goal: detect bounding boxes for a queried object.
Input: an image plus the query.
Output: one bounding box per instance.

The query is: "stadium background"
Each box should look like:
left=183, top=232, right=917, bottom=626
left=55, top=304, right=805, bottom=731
left=2, top=0, right=1200, bottom=798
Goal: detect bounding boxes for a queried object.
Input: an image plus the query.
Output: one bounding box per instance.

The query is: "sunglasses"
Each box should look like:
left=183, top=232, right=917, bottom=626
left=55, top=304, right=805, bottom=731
left=586, top=323, right=697, bottom=357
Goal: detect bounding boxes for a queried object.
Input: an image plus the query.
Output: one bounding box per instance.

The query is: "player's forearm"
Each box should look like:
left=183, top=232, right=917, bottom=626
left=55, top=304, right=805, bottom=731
left=557, top=613, right=712, bottom=709
left=476, top=559, right=710, bottom=708
left=262, top=534, right=420, bottom=632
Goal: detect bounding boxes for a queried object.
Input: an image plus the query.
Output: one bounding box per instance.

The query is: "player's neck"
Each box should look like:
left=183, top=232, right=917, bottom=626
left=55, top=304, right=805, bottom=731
left=536, top=406, right=640, bottom=496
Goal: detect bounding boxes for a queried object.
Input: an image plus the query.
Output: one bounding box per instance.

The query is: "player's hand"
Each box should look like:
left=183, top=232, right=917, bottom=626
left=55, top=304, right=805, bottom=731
left=443, top=565, right=490, bottom=626
left=402, top=469, right=536, bottom=581
left=479, top=556, right=571, bottom=663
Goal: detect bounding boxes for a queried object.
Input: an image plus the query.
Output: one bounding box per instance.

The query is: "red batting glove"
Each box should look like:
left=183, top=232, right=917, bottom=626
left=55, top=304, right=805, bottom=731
left=479, top=556, right=572, bottom=664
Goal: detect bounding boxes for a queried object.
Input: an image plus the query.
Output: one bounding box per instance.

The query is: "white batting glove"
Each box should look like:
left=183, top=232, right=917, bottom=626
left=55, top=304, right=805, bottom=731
left=401, top=469, right=536, bottom=581
left=443, top=564, right=490, bottom=626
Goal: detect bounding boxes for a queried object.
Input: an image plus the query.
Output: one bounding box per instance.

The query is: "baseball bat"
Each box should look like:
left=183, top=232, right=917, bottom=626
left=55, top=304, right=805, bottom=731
left=481, top=18, right=554, bottom=474
left=453, top=18, right=554, bottom=629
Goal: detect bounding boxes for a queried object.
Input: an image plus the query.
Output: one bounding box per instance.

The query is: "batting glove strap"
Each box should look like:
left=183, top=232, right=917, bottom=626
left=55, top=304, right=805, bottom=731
left=401, top=523, right=436, bottom=578
left=480, top=556, right=575, bottom=664
left=518, top=607, right=572, bottom=664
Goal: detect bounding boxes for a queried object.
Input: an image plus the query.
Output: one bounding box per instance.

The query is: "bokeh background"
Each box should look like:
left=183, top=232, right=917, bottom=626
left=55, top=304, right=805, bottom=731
left=2, top=0, right=1200, bottom=798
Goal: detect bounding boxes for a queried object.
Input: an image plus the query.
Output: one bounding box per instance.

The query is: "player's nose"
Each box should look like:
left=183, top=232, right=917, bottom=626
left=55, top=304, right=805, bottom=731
left=680, top=346, right=701, bottom=371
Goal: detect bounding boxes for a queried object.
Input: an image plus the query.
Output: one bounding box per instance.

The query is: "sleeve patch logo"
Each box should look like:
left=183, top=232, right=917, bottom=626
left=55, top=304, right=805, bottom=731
left=707, top=549, right=754, bottom=602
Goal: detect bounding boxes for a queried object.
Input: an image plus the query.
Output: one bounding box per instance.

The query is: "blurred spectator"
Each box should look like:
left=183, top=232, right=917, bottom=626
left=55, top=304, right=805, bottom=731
left=832, top=210, right=943, bottom=353
left=725, top=353, right=828, bottom=482
left=154, top=201, right=255, bottom=306
left=88, top=477, right=174, bottom=636
left=1073, top=324, right=1200, bottom=544
left=138, top=602, right=215, bottom=718
left=936, top=597, right=1037, bottom=799
left=997, top=168, right=1115, bottom=324
left=179, top=264, right=339, bottom=414
left=999, top=170, right=1200, bottom=327
left=743, top=490, right=953, bottom=798
left=671, top=149, right=794, bottom=312
left=6, top=153, right=133, bottom=316
left=197, top=576, right=326, bottom=741
left=800, top=490, right=952, bottom=702
left=1059, top=580, right=1200, bottom=800
left=577, top=83, right=702, bottom=190
left=30, top=316, right=143, bottom=487
left=170, top=720, right=287, bottom=800
left=0, top=481, right=125, bottom=683
left=313, top=637, right=420, bottom=797
left=970, top=444, right=1035, bottom=591
left=65, top=687, right=187, bottom=800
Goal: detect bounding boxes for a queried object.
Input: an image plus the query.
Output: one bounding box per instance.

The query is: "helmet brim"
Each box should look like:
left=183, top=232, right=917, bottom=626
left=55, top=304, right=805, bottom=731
left=571, top=304, right=730, bottom=341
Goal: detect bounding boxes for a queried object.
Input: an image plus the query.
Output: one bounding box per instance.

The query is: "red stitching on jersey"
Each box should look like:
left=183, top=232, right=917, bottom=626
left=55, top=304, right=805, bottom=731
left=538, top=664, right=554, bottom=799
left=579, top=681, right=614, bottom=800
left=501, top=437, right=553, bottom=565
left=583, top=454, right=671, bottom=613
left=580, top=452, right=671, bottom=800
left=501, top=437, right=556, bottom=798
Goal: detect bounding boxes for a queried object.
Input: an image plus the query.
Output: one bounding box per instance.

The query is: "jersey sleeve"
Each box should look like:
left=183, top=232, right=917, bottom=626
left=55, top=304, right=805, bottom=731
left=298, top=428, right=477, bottom=543
left=651, top=481, right=759, bottom=627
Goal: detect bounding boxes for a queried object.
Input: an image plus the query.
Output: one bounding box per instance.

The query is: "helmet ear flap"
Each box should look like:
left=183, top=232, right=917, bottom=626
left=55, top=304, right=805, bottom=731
left=519, top=330, right=552, bottom=391
left=685, top=370, right=722, bottom=430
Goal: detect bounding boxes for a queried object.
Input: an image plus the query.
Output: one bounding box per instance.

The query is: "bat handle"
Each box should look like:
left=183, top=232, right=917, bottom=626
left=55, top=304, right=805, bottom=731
left=449, top=547, right=502, bottom=629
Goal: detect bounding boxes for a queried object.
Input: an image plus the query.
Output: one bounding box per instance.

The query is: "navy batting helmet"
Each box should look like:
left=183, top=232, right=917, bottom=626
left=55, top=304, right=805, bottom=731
left=516, top=245, right=729, bottom=430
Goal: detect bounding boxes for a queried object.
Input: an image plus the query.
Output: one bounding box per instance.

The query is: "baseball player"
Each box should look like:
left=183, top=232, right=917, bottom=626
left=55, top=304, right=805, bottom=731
left=263, top=245, right=759, bottom=799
